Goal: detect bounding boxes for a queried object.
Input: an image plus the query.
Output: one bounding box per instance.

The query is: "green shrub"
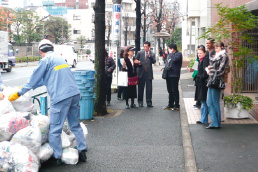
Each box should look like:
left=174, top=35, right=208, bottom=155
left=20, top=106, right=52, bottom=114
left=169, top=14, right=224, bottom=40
left=224, top=95, right=253, bottom=110
left=15, top=57, right=41, bottom=63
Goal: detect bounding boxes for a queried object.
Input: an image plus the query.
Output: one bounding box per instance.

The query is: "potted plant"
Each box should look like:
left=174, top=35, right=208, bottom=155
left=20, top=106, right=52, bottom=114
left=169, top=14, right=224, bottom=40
left=199, top=4, right=257, bottom=118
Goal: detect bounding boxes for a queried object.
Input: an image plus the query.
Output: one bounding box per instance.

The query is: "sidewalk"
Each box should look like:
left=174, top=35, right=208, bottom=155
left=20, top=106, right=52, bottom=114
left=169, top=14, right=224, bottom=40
left=40, top=66, right=185, bottom=172
left=14, top=61, right=39, bottom=68
left=180, top=68, right=258, bottom=172
left=39, top=66, right=258, bottom=172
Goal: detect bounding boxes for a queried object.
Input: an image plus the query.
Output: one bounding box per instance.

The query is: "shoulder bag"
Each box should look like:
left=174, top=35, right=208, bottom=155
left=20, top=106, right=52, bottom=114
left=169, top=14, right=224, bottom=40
left=207, top=71, right=225, bottom=89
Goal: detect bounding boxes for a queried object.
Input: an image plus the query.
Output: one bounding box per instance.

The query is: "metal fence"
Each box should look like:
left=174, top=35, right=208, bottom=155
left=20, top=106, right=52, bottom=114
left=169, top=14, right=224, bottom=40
left=242, top=29, right=258, bottom=93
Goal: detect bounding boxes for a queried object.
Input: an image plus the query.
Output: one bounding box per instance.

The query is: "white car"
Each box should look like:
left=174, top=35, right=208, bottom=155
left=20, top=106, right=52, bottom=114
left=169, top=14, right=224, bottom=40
left=54, top=45, right=78, bottom=68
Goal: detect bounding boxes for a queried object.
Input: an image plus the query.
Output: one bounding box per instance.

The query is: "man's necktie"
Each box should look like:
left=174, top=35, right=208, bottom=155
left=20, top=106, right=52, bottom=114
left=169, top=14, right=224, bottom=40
left=145, top=52, right=148, bottom=72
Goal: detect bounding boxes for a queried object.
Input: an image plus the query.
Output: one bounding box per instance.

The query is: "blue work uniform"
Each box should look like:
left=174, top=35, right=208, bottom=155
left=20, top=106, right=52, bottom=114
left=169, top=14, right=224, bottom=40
left=18, top=51, right=87, bottom=159
left=0, top=73, right=3, bottom=91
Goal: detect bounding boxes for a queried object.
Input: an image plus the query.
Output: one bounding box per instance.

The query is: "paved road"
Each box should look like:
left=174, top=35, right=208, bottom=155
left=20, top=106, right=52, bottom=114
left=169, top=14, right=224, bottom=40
left=40, top=66, right=185, bottom=172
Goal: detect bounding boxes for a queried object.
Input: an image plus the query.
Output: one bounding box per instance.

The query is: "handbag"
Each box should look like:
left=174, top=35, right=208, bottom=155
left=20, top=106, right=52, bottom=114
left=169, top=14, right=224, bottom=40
left=117, top=71, right=128, bottom=87
left=162, top=68, right=168, bottom=79
left=207, top=71, right=225, bottom=89
left=128, top=76, right=138, bottom=86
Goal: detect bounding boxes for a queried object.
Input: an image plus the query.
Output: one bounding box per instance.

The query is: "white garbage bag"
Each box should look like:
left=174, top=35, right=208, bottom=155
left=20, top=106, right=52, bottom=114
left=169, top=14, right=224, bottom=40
left=80, top=122, right=88, bottom=140
left=0, top=98, right=15, bottom=115
left=69, top=123, right=88, bottom=148
left=61, top=131, right=71, bottom=148
left=3, top=87, right=34, bottom=112
left=37, top=143, right=54, bottom=163
left=0, top=129, right=13, bottom=142
left=31, top=114, right=50, bottom=144
left=0, top=141, right=40, bottom=172
left=61, top=148, right=78, bottom=165
left=0, top=112, right=30, bottom=136
left=11, top=126, right=42, bottom=154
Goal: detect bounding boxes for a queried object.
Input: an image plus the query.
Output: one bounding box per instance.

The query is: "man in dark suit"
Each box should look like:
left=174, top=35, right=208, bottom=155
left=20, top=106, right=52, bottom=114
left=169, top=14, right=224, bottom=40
left=136, top=41, right=156, bottom=107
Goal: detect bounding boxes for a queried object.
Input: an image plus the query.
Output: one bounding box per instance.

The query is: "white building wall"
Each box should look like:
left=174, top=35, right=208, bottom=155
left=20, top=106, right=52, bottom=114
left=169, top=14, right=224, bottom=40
left=182, top=0, right=210, bottom=58
left=66, top=9, right=94, bottom=41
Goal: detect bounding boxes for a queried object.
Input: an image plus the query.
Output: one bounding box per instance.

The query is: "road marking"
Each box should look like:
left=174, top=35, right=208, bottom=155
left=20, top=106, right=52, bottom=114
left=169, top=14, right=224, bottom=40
left=3, top=76, right=30, bottom=81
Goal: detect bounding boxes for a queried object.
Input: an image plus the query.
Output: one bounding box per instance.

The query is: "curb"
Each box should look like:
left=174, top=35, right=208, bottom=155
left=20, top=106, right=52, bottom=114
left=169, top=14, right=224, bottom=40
left=179, top=81, right=197, bottom=172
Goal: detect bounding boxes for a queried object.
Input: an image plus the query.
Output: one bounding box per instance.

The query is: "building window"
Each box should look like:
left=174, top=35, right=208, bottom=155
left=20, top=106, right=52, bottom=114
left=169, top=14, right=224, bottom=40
left=73, top=30, right=81, bottom=34
left=73, top=15, right=81, bottom=20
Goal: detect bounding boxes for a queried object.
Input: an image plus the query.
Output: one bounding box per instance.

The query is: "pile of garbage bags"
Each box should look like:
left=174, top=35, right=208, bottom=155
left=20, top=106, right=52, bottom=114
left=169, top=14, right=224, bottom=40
left=0, top=87, right=88, bottom=171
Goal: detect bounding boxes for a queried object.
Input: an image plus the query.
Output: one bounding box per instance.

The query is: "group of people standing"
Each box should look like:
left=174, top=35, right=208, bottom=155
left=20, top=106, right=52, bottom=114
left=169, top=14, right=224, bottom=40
left=105, top=42, right=157, bottom=109
left=194, top=38, right=229, bottom=129
left=106, top=41, right=183, bottom=112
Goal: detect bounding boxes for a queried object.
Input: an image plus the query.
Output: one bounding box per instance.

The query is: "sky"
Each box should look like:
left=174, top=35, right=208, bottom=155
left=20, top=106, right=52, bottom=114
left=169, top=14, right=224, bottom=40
left=8, top=0, right=42, bottom=9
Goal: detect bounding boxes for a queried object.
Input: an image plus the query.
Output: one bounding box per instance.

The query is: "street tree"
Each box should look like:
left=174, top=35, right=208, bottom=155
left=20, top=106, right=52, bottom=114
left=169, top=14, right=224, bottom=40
left=21, top=10, right=43, bottom=45
left=44, top=16, right=71, bottom=44
left=166, top=27, right=182, bottom=51
left=141, top=0, right=151, bottom=43
left=94, top=0, right=107, bottom=115
left=0, top=7, right=14, bottom=41
left=11, top=10, right=25, bottom=45
left=77, top=35, right=87, bottom=54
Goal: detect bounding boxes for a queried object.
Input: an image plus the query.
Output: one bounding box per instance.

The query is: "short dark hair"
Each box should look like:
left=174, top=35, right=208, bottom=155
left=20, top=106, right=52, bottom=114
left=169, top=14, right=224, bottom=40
left=207, top=38, right=215, bottom=44
left=105, top=49, right=108, bottom=58
left=168, top=43, right=177, bottom=50
left=143, top=41, right=150, bottom=47
left=120, top=49, right=124, bottom=58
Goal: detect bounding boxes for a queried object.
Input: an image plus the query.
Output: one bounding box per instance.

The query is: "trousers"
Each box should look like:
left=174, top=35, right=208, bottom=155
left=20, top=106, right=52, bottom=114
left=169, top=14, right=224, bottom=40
left=207, top=88, right=221, bottom=127
left=138, top=72, right=152, bottom=104
left=49, top=94, right=87, bottom=159
left=166, top=77, right=180, bottom=108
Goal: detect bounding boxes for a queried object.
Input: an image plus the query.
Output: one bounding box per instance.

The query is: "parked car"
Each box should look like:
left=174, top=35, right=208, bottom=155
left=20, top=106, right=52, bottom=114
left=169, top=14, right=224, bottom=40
left=54, top=45, right=78, bottom=68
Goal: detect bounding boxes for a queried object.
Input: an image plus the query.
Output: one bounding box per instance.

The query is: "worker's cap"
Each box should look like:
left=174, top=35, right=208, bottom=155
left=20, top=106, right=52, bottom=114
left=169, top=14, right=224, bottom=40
left=38, top=39, right=54, bottom=51
left=128, top=47, right=136, bottom=51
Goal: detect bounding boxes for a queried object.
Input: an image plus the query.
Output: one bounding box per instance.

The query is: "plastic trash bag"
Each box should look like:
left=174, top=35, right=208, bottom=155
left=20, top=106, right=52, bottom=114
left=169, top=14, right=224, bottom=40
left=31, top=114, right=50, bottom=144
left=3, top=87, right=34, bottom=112
left=11, top=126, right=42, bottom=154
left=0, top=92, right=4, bottom=100
left=0, top=112, right=30, bottom=135
left=0, top=129, right=13, bottom=142
left=61, top=148, right=78, bottom=165
left=0, top=141, right=39, bottom=172
left=61, top=131, right=71, bottom=148
left=0, top=98, right=15, bottom=115
left=80, top=122, right=88, bottom=140
left=37, top=143, right=54, bottom=163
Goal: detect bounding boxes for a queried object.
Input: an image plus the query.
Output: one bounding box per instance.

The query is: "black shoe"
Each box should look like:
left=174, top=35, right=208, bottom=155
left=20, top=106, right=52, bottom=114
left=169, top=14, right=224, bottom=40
left=125, top=105, right=130, bottom=109
left=196, top=121, right=203, bottom=124
left=147, top=104, right=153, bottom=107
left=139, top=103, right=144, bottom=107
left=79, top=150, right=87, bottom=162
left=107, top=101, right=110, bottom=106
left=130, top=104, right=137, bottom=108
left=164, top=106, right=173, bottom=110
left=206, top=126, right=220, bottom=129
left=172, top=107, right=180, bottom=111
left=43, top=156, right=62, bottom=166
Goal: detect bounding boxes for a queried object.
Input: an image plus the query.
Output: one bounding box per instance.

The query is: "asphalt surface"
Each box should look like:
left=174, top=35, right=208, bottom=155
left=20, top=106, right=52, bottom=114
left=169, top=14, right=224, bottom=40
left=40, top=67, right=185, bottom=172
left=181, top=70, right=258, bottom=172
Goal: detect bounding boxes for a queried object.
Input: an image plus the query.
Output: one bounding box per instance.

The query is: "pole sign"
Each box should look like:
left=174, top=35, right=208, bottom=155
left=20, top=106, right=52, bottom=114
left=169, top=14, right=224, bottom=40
left=113, top=4, right=121, bottom=43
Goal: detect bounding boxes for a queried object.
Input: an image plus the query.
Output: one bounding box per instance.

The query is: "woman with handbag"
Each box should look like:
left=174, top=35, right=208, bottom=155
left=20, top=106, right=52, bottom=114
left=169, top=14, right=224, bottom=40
left=122, top=46, right=141, bottom=109
left=195, top=45, right=210, bottom=124
left=206, top=42, right=229, bottom=129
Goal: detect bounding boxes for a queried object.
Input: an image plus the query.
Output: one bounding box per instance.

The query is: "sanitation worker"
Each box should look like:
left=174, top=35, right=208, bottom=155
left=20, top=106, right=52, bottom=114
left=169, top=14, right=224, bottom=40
left=8, top=39, right=87, bottom=166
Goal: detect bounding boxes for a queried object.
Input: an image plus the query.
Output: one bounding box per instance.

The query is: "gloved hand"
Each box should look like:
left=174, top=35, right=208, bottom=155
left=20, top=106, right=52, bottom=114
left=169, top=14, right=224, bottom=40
left=8, top=92, right=20, bottom=101
left=0, top=92, right=4, bottom=100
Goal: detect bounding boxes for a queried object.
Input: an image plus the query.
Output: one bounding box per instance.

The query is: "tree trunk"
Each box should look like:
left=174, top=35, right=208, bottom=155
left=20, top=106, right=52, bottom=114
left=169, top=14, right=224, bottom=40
left=94, top=0, right=107, bottom=115
left=135, top=0, right=141, bottom=54
left=125, top=27, right=128, bottom=46
left=143, top=1, right=146, bottom=43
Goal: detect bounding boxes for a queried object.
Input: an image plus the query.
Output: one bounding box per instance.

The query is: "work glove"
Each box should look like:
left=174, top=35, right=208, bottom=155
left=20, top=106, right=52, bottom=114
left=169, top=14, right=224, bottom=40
left=0, top=92, right=4, bottom=100
left=8, top=92, right=20, bottom=101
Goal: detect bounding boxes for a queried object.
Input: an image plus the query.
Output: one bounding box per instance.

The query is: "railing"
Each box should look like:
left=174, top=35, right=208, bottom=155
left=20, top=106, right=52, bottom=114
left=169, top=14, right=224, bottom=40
left=31, top=92, right=49, bottom=115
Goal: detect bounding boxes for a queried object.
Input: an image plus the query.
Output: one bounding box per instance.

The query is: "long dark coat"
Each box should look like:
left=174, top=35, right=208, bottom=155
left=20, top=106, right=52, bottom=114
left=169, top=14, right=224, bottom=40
left=196, top=55, right=209, bottom=101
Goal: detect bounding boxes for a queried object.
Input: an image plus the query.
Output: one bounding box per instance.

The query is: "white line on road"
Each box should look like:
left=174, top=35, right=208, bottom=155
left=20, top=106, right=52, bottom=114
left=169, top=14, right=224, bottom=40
left=3, top=76, right=30, bottom=82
